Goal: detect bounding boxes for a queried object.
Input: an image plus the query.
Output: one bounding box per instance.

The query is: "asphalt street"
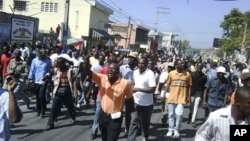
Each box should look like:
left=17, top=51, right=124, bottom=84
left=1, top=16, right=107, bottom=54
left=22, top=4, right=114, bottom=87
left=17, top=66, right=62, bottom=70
left=10, top=96, right=206, bottom=141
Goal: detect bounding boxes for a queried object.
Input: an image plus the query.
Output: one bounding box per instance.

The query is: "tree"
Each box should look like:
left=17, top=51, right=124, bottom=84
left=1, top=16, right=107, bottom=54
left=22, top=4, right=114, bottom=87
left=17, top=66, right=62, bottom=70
left=173, top=39, right=191, bottom=55
left=220, top=8, right=250, bottom=55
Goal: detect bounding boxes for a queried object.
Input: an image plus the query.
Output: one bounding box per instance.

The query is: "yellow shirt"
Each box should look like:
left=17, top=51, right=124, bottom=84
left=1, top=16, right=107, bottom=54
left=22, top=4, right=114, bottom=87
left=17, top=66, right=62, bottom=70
left=166, top=70, right=192, bottom=104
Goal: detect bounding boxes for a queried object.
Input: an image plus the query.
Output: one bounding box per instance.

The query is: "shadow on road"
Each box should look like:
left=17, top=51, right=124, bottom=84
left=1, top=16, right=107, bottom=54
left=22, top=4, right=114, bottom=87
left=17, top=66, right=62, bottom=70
left=11, top=128, right=44, bottom=139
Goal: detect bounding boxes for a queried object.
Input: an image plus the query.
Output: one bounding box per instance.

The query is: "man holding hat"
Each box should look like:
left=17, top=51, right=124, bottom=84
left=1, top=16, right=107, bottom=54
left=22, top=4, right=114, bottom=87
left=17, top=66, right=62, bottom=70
left=203, top=66, right=232, bottom=115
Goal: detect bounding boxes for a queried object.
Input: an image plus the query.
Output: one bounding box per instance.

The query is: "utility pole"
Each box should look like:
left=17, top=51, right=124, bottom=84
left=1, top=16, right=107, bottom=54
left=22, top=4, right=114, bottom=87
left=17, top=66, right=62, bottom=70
left=154, top=7, right=169, bottom=32
left=63, top=0, right=70, bottom=48
left=153, top=7, right=169, bottom=52
left=125, top=16, right=131, bottom=49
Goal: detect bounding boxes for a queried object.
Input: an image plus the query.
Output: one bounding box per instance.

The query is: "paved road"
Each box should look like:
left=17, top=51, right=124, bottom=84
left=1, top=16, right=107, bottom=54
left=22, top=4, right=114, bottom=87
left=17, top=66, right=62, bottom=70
left=10, top=97, right=206, bottom=141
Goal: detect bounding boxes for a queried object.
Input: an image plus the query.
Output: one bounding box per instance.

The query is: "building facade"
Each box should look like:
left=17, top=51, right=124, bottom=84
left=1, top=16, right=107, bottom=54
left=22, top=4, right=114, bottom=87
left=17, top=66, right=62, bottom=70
left=0, top=0, right=113, bottom=45
left=108, top=23, right=149, bottom=51
left=162, top=32, right=174, bottom=51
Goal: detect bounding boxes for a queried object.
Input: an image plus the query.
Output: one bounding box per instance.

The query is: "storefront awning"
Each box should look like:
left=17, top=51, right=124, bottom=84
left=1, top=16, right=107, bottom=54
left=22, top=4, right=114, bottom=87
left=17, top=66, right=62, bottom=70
left=90, top=28, right=110, bottom=40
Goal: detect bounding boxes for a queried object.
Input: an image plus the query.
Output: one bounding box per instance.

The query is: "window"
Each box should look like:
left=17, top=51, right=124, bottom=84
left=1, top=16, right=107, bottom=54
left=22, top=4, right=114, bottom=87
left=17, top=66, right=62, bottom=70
left=14, top=0, right=27, bottom=11
left=49, top=3, right=53, bottom=12
left=45, top=2, right=49, bottom=12
left=54, top=3, right=58, bottom=12
left=0, top=0, right=3, bottom=10
left=41, top=2, right=44, bottom=11
left=41, top=2, right=58, bottom=12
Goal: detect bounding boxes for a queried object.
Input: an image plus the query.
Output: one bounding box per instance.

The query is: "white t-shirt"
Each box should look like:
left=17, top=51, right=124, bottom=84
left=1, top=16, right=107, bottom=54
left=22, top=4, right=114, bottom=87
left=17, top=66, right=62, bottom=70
left=133, top=69, right=156, bottom=106
left=20, top=47, right=30, bottom=60
left=159, top=71, right=170, bottom=98
left=0, top=88, right=10, bottom=141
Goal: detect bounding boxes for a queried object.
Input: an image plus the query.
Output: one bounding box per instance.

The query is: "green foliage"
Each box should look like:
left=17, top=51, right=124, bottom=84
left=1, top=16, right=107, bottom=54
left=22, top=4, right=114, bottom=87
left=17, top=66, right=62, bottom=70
left=173, top=39, right=191, bottom=54
left=219, top=8, right=250, bottom=55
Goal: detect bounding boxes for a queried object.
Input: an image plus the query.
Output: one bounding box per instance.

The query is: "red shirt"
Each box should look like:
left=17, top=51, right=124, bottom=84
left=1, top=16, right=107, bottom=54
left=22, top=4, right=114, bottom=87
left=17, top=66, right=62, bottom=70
left=97, top=66, right=108, bottom=96
left=1, top=54, right=13, bottom=77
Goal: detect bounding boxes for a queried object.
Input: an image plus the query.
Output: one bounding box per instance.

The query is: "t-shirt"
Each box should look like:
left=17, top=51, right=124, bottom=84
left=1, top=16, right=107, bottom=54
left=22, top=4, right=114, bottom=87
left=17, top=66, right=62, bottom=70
left=57, top=73, right=70, bottom=95
left=133, top=69, right=156, bottom=106
left=0, top=88, right=10, bottom=141
left=159, top=71, right=169, bottom=98
left=167, top=70, right=192, bottom=104
left=1, top=54, right=13, bottom=77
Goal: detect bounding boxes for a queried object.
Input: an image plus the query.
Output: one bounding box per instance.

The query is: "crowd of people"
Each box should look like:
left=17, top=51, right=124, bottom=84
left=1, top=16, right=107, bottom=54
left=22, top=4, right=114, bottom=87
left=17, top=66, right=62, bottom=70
left=0, top=41, right=250, bottom=141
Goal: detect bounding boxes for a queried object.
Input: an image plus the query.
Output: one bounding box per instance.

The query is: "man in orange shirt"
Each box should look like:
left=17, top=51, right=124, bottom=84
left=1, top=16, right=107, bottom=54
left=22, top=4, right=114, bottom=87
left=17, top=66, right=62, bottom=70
left=85, top=56, right=134, bottom=141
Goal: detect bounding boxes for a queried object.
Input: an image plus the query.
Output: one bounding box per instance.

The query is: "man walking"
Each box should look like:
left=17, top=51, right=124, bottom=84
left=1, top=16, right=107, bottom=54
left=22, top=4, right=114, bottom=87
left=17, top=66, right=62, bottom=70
left=165, top=60, right=192, bottom=138
left=28, top=48, right=52, bottom=118
left=127, top=57, right=156, bottom=141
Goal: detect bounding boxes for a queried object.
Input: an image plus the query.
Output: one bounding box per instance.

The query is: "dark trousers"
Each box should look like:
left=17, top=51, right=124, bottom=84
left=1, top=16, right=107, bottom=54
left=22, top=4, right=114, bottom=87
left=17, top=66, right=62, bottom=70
left=127, top=105, right=153, bottom=141
left=125, top=99, right=132, bottom=132
left=99, top=110, right=123, bottom=141
left=48, top=93, right=75, bottom=125
left=35, top=84, right=47, bottom=115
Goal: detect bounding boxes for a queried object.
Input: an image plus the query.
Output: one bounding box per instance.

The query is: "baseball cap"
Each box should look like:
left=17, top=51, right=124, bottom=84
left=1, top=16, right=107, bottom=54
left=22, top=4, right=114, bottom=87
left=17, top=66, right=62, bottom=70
left=216, top=66, right=226, bottom=74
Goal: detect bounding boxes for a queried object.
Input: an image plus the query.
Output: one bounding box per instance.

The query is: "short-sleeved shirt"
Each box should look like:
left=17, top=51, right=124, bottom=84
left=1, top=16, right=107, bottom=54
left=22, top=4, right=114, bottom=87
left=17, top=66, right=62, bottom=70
left=92, top=73, right=133, bottom=114
left=205, top=77, right=232, bottom=107
left=1, top=54, right=13, bottom=77
left=0, top=88, right=10, bottom=141
left=167, top=70, right=192, bottom=104
left=133, top=69, right=156, bottom=106
left=159, top=71, right=169, bottom=98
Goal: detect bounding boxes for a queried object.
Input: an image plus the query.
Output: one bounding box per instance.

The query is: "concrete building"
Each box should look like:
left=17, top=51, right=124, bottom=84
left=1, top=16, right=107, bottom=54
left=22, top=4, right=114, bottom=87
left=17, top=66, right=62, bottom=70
left=108, top=23, right=149, bottom=51
left=162, top=32, right=174, bottom=51
left=148, top=30, right=164, bottom=53
left=0, top=0, right=113, bottom=45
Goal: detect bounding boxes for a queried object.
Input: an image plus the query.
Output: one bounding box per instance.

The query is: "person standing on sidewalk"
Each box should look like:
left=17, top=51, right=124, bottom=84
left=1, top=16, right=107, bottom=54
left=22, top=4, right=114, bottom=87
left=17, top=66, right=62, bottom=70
left=165, top=60, right=192, bottom=138
left=127, top=57, right=156, bottom=141
left=28, top=48, right=52, bottom=118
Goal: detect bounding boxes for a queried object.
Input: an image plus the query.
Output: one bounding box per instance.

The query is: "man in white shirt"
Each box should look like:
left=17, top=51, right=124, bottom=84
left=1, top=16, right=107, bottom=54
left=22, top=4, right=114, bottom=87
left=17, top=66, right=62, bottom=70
left=127, top=57, right=156, bottom=141
left=0, top=76, right=22, bottom=141
left=20, top=43, right=30, bottom=61
left=195, top=86, right=250, bottom=141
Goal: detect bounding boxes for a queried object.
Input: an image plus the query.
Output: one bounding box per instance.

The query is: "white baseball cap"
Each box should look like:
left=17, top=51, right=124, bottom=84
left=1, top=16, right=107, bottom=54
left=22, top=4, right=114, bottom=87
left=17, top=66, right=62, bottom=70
left=217, top=66, right=226, bottom=74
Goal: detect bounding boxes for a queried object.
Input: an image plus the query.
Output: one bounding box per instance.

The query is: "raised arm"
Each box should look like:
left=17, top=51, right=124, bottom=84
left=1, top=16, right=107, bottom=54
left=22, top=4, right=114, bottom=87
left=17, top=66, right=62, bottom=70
left=7, top=77, right=22, bottom=123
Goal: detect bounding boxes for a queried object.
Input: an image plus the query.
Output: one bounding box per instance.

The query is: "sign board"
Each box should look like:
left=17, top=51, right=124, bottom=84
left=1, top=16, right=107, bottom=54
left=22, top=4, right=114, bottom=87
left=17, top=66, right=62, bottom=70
left=11, top=18, right=34, bottom=42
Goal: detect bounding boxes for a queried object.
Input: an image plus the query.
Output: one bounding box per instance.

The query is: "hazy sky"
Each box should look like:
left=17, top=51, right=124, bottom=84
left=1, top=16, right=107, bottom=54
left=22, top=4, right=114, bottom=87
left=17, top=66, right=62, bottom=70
left=100, top=0, right=250, bottom=49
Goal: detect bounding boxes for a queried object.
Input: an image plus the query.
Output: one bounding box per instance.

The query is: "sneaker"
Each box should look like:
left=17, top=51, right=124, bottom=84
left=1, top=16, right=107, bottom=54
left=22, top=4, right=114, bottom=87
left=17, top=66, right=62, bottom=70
left=90, top=134, right=97, bottom=140
left=45, top=124, right=54, bottom=131
left=76, top=103, right=80, bottom=108
left=166, top=130, right=173, bottom=137
left=173, top=129, right=180, bottom=138
left=141, top=137, right=148, bottom=141
left=123, top=130, right=128, bottom=137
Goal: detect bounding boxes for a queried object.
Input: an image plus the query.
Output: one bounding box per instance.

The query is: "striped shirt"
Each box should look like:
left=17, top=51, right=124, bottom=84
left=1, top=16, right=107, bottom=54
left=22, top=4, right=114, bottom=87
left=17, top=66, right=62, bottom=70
left=166, top=70, right=192, bottom=104
left=195, top=106, right=250, bottom=141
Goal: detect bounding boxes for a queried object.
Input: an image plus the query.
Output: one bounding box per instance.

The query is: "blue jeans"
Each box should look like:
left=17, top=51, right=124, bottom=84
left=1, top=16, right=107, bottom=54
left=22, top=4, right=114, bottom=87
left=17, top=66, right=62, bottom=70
left=91, top=96, right=101, bottom=135
left=168, top=104, right=184, bottom=131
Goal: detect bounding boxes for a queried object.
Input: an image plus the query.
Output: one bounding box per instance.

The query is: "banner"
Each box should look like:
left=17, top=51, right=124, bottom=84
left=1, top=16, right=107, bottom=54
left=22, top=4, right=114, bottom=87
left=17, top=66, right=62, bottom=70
left=11, top=18, right=34, bottom=41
